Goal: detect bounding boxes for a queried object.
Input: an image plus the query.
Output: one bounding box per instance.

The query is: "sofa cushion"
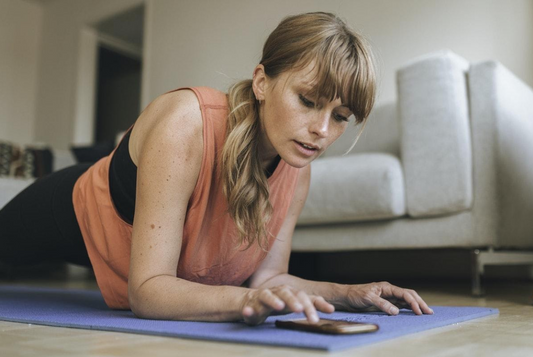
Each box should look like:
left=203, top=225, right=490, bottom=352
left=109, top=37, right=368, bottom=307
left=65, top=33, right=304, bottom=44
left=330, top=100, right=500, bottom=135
left=0, top=141, right=53, bottom=179
left=297, top=153, right=406, bottom=225
left=398, top=50, right=473, bottom=217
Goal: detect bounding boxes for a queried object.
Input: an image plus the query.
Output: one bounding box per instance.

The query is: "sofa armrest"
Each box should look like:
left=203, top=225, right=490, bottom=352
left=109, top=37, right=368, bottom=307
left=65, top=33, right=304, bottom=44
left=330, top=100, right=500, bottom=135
left=398, top=50, right=473, bottom=217
left=470, top=61, right=533, bottom=247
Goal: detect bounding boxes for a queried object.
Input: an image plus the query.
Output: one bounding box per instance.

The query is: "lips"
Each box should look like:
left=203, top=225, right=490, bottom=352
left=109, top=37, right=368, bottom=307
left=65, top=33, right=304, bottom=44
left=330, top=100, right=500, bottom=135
left=295, top=141, right=320, bottom=150
left=294, top=140, right=320, bottom=157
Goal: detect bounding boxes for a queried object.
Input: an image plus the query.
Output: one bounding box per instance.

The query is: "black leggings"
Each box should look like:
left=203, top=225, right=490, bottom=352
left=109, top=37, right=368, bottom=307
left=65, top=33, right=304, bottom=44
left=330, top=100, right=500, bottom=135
left=0, top=164, right=92, bottom=268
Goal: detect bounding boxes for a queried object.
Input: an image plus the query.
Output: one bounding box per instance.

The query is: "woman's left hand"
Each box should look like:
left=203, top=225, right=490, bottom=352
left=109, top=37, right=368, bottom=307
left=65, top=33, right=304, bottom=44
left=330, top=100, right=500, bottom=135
left=340, top=282, right=434, bottom=315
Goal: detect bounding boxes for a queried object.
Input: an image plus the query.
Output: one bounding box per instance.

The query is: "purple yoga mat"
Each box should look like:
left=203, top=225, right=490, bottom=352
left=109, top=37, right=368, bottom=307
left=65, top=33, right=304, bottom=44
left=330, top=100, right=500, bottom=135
left=0, top=285, right=498, bottom=351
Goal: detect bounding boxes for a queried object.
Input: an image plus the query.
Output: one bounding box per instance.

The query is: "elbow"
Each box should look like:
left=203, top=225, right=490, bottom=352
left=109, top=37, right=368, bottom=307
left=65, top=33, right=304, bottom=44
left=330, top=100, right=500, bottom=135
left=128, top=284, right=151, bottom=319
left=128, top=275, right=175, bottom=319
left=128, top=291, right=142, bottom=318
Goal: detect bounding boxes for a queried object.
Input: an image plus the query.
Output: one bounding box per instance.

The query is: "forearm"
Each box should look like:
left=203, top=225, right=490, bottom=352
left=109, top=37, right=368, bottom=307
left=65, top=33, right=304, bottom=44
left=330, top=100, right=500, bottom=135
left=130, top=275, right=249, bottom=322
left=255, top=273, right=349, bottom=310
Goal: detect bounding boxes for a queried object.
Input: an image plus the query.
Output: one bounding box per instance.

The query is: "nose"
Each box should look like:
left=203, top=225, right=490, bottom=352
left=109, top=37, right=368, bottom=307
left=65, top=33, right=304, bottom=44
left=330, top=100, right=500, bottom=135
left=310, top=112, right=330, bottom=138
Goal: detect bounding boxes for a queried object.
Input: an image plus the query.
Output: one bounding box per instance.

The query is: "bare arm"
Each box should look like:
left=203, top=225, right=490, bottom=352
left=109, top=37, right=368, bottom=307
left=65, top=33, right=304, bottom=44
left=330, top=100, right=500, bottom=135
left=127, top=90, right=250, bottom=321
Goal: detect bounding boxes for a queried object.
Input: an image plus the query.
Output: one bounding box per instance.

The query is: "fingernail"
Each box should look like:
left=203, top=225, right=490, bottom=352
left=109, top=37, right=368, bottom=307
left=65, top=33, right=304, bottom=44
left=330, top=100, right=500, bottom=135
left=429, top=308, right=434, bottom=314
left=310, top=314, right=319, bottom=323
left=390, top=306, right=399, bottom=315
left=294, top=303, right=303, bottom=311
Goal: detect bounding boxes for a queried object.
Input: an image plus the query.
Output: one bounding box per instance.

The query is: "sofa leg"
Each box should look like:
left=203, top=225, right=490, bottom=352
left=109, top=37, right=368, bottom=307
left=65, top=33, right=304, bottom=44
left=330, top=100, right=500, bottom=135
left=471, top=248, right=533, bottom=297
left=471, top=249, right=485, bottom=296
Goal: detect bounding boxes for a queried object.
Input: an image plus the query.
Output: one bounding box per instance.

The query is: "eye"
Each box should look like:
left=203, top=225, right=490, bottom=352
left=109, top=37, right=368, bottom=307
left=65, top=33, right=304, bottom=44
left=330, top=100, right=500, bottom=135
left=333, top=113, right=349, bottom=122
left=299, top=94, right=315, bottom=108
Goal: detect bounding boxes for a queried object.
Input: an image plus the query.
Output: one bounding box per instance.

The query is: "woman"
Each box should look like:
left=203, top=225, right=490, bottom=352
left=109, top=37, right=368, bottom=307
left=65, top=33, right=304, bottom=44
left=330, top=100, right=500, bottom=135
left=0, top=12, right=433, bottom=325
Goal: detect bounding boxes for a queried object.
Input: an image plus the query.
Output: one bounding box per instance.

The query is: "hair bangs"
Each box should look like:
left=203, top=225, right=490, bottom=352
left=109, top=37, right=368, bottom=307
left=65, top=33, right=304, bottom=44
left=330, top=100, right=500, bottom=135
left=296, top=34, right=376, bottom=125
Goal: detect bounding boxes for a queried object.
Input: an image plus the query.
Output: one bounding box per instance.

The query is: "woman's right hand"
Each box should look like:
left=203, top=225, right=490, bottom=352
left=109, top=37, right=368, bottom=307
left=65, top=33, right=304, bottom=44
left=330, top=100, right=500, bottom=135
left=240, top=285, right=335, bottom=326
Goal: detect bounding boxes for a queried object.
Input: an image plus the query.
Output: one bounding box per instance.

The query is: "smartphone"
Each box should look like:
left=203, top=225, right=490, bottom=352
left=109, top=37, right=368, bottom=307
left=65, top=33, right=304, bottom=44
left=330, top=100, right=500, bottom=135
left=275, top=318, right=379, bottom=335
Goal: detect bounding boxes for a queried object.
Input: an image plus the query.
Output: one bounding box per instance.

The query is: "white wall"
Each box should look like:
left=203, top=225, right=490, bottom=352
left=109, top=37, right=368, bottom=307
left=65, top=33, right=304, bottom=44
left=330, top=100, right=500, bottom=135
left=33, top=0, right=143, bottom=149
left=144, top=0, right=533, bottom=107
left=0, top=0, right=42, bottom=145
left=3, top=0, right=533, bottom=149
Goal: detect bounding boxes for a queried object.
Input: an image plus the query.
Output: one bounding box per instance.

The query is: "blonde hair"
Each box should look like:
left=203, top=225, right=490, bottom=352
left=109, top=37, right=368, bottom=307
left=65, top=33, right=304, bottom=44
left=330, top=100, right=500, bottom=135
left=222, top=12, right=376, bottom=250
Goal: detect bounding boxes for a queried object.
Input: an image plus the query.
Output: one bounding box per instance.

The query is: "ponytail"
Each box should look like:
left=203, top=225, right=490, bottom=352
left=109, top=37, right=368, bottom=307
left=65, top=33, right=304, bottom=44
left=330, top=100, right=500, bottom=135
left=221, top=79, right=272, bottom=250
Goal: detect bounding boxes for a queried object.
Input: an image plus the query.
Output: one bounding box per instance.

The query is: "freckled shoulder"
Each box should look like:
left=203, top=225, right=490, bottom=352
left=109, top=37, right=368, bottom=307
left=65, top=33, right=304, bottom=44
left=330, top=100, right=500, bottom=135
left=127, top=89, right=205, bottom=301
left=128, top=89, right=203, bottom=167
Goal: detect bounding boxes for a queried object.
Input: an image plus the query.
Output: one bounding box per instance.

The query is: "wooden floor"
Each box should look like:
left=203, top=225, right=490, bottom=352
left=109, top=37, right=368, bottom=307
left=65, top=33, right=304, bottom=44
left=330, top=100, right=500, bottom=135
left=1, top=265, right=533, bottom=356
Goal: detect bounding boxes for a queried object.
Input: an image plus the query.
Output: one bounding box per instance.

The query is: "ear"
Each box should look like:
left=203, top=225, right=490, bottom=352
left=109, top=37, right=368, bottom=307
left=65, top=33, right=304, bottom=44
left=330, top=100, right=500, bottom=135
left=252, top=64, right=267, bottom=101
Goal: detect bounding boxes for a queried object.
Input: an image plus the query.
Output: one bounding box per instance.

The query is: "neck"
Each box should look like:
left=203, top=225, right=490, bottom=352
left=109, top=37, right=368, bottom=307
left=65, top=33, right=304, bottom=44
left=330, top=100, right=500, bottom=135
left=258, top=128, right=278, bottom=172
left=263, top=155, right=281, bottom=178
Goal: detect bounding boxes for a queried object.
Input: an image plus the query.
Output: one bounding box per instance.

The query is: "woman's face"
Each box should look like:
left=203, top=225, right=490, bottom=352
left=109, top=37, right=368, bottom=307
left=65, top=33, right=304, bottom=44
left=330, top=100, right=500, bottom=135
left=253, top=63, right=354, bottom=169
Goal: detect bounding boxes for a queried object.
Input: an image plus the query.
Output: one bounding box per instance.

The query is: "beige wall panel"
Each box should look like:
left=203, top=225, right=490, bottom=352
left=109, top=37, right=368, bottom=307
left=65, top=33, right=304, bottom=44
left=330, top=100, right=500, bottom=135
left=0, top=0, right=42, bottom=145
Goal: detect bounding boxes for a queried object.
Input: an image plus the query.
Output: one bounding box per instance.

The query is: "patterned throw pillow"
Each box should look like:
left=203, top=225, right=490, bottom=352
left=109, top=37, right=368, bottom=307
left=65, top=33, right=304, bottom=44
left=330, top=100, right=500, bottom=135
left=0, top=142, right=53, bottom=179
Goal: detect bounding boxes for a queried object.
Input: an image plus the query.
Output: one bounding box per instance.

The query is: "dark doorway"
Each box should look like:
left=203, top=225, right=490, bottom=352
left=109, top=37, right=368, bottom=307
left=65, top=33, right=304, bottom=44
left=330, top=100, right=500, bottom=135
left=94, top=46, right=141, bottom=144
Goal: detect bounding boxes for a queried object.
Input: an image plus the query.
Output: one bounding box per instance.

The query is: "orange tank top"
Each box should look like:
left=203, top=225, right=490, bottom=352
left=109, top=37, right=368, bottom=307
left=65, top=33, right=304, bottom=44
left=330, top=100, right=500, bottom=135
left=72, top=86, right=300, bottom=309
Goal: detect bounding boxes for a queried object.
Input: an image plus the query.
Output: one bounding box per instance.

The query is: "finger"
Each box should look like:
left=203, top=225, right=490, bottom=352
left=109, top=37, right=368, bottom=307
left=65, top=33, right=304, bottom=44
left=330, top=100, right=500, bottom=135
left=408, top=290, right=434, bottom=315
left=258, top=289, right=285, bottom=311
left=276, top=287, right=304, bottom=313
left=402, top=291, right=422, bottom=315
left=242, top=297, right=274, bottom=326
left=296, top=291, right=319, bottom=324
left=384, top=298, right=406, bottom=309
left=242, top=305, right=269, bottom=326
left=242, top=305, right=254, bottom=317
left=381, top=284, right=424, bottom=315
left=243, top=312, right=267, bottom=326
left=373, top=296, right=400, bottom=315
left=391, top=287, right=430, bottom=315
left=312, top=295, right=335, bottom=314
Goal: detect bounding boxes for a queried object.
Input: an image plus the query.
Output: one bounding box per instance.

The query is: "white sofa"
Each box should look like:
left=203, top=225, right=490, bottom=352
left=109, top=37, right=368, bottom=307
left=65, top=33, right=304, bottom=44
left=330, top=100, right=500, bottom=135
left=294, top=50, right=533, bottom=294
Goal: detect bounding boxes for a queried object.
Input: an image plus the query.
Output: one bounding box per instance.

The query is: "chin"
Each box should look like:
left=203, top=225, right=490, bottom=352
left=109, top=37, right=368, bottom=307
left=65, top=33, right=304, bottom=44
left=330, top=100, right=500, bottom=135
left=281, top=154, right=317, bottom=169
left=276, top=141, right=323, bottom=168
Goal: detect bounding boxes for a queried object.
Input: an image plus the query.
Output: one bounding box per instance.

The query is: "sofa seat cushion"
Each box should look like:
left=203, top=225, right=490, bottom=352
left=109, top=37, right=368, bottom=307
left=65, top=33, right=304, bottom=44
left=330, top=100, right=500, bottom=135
left=297, top=153, right=406, bottom=225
